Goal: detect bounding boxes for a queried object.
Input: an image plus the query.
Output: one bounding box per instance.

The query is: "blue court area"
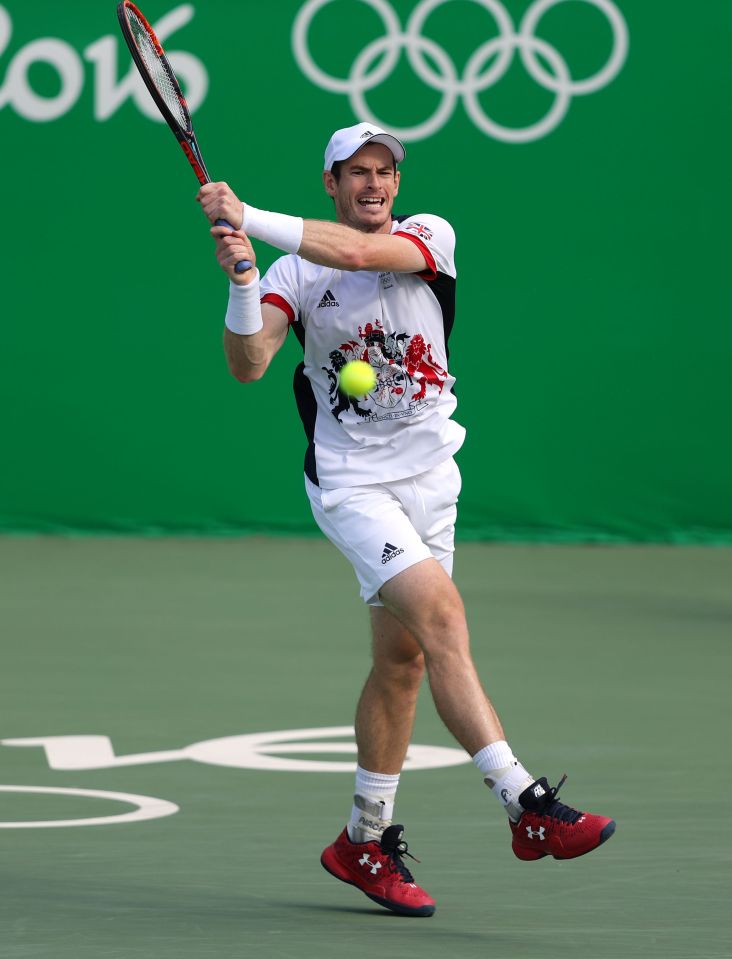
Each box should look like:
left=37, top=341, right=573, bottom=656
left=1, top=537, right=729, bottom=959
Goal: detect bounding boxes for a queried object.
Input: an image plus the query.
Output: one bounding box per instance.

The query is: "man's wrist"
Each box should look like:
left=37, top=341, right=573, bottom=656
left=224, top=270, right=263, bottom=335
left=243, top=205, right=304, bottom=255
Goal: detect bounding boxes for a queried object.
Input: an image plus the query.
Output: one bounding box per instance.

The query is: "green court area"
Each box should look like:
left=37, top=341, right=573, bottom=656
left=1, top=537, right=730, bottom=959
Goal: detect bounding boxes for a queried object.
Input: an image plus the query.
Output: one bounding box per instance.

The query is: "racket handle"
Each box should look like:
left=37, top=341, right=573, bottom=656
left=216, top=218, right=253, bottom=274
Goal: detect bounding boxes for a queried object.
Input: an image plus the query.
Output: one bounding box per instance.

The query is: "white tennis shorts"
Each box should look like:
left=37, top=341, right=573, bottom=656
left=305, top=457, right=461, bottom=606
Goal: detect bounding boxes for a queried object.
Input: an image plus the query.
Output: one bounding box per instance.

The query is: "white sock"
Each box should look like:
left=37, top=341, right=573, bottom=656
left=472, top=740, right=535, bottom=822
left=347, top=766, right=399, bottom=843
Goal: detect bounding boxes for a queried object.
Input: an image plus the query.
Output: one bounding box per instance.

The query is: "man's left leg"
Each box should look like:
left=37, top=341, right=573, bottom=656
left=378, top=559, right=616, bottom=864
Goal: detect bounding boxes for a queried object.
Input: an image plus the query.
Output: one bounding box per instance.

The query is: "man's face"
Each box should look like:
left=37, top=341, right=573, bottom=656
left=323, top=143, right=400, bottom=234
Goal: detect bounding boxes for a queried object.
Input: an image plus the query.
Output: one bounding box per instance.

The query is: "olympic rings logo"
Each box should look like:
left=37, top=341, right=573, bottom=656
left=292, top=0, right=629, bottom=143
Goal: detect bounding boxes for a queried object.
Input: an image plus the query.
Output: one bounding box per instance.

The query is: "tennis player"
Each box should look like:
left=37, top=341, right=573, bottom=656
left=198, top=123, right=615, bottom=917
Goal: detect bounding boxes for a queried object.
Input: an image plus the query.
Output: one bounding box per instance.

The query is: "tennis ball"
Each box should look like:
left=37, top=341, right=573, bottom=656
left=339, top=360, right=376, bottom=397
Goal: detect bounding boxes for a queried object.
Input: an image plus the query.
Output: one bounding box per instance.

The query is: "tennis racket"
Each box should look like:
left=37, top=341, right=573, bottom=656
left=117, top=1, right=251, bottom=273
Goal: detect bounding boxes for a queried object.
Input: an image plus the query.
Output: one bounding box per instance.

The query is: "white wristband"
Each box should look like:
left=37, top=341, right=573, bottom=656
left=243, top=204, right=304, bottom=255
left=224, top=270, right=263, bottom=335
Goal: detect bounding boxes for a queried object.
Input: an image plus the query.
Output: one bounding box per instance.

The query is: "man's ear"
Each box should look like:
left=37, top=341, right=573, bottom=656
left=393, top=169, right=401, bottom=198
left=323, top=170, right=337, bottom=198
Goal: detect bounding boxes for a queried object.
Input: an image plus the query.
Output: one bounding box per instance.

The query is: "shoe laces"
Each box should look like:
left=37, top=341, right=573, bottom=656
left=380, top=825, right=421, bottom=883
left=540, top=775, right=584, bottom=825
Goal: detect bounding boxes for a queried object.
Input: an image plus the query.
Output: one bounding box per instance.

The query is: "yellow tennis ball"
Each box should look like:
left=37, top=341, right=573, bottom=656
left=339, top=360, right=376, bottom=397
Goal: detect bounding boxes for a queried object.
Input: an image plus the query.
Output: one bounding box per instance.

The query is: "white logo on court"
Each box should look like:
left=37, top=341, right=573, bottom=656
left=1, top=726, right=470, bottom=773
left=0, top=728, right=468, bottom=829
left=0, top=4, right=207, bottom=122
left=292, top=0, right=629, bottom=143
left=0, top=785, right=178, bottom=829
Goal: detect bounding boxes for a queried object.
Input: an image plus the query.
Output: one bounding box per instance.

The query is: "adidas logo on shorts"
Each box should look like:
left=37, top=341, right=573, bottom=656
left=317, top=289, right=339, bottom=308
left=381, top=542, right=404, bottom=565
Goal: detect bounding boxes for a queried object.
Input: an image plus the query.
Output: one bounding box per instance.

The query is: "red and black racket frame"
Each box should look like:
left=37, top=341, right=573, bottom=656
left=117, top=1, right=251, bottom=272
left=117, top=0, right=211, bottom=184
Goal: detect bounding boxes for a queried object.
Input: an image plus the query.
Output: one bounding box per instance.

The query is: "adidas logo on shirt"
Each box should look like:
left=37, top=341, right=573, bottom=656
left=317, top=290, right=339, bottom=308
left=381, top=542, right=404, bottom=565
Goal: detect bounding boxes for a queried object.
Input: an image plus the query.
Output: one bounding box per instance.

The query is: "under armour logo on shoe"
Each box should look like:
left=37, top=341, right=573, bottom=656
left=381, top=542, right=404, bottom=565
left=526, top=826, right=546, bottom=840
left=531, top=783, right=546, bottom=799
left=317, top=289, right=339, bottom=308
left=359, top=854, right=383, bottom=875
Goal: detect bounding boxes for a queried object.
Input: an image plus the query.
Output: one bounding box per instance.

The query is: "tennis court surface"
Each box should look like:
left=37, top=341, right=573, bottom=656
left=1, top=537, right=729, bottom=959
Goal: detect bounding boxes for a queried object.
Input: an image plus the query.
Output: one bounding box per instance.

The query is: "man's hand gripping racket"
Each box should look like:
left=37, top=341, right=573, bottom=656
left=116, top=1, right=251, bottom=273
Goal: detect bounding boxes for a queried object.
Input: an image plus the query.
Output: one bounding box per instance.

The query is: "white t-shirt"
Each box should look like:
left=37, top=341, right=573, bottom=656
left=260, top=213, right=466, bottom=488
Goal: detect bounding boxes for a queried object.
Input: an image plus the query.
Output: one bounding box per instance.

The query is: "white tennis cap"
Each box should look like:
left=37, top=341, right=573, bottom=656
left=324, top=122, right=406, bottom=171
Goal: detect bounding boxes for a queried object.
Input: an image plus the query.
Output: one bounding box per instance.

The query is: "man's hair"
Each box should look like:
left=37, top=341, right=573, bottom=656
left=330, top=156, right=397, bottom=181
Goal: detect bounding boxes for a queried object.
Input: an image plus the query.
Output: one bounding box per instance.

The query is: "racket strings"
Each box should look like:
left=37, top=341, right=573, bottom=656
left=126, top=8, right=188, bottom=131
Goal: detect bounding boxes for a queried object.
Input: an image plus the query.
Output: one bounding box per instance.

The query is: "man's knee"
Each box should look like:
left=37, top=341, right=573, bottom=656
left=381, top=557, right=463, bottom=619
left=372, top=651, right=426, bottom=694
left=405, top=584, right=468, bottom=651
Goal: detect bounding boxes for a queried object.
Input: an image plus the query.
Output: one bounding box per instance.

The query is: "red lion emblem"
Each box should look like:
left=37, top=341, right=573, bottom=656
left=403, top=334, right=447, bottom=401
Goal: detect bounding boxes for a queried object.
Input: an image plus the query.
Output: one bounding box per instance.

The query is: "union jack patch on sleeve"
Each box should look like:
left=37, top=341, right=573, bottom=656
left=403, top=222, right=433, bottom=241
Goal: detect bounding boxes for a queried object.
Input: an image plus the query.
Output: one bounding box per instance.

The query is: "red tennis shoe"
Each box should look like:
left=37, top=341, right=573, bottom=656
left=510, top=775, right=616, bottom=861
left=321, top=824, right=436, bottom=917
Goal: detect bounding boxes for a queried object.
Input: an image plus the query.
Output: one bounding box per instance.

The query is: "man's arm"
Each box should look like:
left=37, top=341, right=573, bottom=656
left=297, top=219, right=426, bottom=274
left=198, top=183, right=428, bottom=275
left=224, top=301, right=289, bottom=383
left=212, top=224, right=289, bottom=383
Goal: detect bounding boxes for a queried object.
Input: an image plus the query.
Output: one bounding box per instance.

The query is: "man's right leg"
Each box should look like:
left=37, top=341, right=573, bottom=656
left=320, top=608, right=437, bottom=917
left=355, top=607, right=425, bottom=776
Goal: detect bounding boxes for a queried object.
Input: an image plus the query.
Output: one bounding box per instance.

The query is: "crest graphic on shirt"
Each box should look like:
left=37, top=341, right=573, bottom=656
left=322, top=319, right=447, bottom=424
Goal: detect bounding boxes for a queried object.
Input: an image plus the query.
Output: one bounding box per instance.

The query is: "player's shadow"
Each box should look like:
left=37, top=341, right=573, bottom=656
left=285, top=901, right=411, bottom=918
left=4, top=872, right=502, bottom=948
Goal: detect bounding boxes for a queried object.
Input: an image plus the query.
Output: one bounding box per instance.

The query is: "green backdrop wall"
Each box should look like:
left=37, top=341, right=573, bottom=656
left=1, top=0, right=729, bottom=540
